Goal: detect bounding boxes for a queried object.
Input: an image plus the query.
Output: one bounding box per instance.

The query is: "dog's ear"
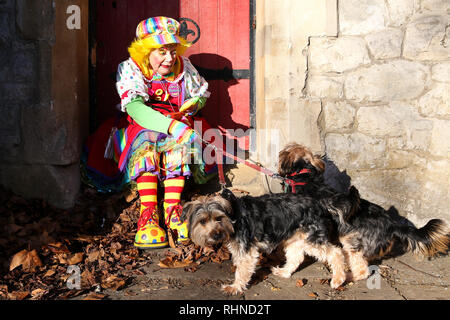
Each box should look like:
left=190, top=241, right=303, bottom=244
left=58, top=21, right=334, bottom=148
left=220, top=188, right=240, bottom=220
left=311, top=154, right=325, bottom=172
left=181, top=202, right=194, bottom=222
left=221, top=188, right=236, bottom=202
left=278, top=148, right=297, bottom=176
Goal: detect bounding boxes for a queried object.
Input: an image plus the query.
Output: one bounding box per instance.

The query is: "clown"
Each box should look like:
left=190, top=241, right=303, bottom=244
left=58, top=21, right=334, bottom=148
left=114, top=17, right=214, bottom=248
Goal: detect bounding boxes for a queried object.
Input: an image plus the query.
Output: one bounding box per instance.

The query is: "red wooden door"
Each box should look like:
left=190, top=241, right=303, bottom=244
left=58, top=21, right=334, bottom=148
left=94, top=0, right=251, bottom=150
left=95, top=0, right=180, bottom=124
left=180, top=0, right=251, bottom=150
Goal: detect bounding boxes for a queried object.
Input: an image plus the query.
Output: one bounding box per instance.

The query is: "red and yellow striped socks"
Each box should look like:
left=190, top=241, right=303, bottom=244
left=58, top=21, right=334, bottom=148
left=163, top=176, right=185, bottom=211
left=163, top=176, right=189, bottom=241
left=136, top=172, right=158, bottom=211
left=136, top=173, right=185, bottom=213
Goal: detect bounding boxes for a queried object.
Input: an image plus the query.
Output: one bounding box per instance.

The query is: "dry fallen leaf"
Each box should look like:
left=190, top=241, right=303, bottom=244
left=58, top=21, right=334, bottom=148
left=43, top=269, right=56, bottom=278
left=31, top=288, right=48, bottom=300
left=110, top=242, right=122, bottom=250
left=87, top=250, right=100, bottom=263
left=67, top=252, right=84, bottom=265
left=158, top=257, right=198, bottom=269
left=124, top=189, right=138, bottom=203
left=47, top=242, right=70, bottom=254
left=271, top=286, right=280, bottom=291
left=296, top=279, right=306, bottom=287
left=8, top=291, right=30, bottom=300
left=9, top=250, right=27, bottom=271
left=83, top=293, right=107, bottom=300
left=74, top=235, right=100, bottom=243
left=216, top=247, right=231, bottom=260
left=167, top=229, right=178, bottom=249
left=57, top=252, right=84, bottom=265
left=0, top=285, right=8, bottom=299
left=202, top=246, right=215, bottom=256
left=9, top=249, right=43, bottom=272
left=308, top=292, right=318, bottom=298
left=111, top=223, right=124, bottom=233
left=101, top=275, right=126, bottom=291
left=124, top=290, right=137, bottom=296
left=81, top=269, right=97, bottom=287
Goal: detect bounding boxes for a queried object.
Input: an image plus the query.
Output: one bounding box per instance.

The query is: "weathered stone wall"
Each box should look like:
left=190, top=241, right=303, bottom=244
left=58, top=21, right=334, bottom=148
left=0, top=0, right=89, bottom=209
left=306, top=0, right=450, bottom=225
left=254, top=0, right=338, bottom=194
left=254, top=0, right=449, bottom=225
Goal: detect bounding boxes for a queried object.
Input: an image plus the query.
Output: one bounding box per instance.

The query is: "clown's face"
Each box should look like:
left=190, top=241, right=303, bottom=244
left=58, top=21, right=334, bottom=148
left=149, top=44, right=178, bottom=76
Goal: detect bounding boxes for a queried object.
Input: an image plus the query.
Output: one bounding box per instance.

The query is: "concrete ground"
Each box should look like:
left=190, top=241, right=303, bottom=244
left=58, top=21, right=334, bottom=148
left=80, top=249, right=449, bottom=301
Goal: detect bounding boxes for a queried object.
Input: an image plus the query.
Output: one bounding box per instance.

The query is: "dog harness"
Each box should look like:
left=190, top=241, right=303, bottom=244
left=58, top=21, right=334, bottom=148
left=282, top=169, right=311, bottom=193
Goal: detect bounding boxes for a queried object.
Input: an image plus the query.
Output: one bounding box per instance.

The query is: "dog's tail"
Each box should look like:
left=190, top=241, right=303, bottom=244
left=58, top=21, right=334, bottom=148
left=394, top=219, right=450, bottom=257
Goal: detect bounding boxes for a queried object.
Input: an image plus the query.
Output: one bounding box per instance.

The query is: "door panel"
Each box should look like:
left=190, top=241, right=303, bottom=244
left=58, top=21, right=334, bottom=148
left=180, top=0, right=250, bottom=150
left=95, top=0, right=180, bottom=124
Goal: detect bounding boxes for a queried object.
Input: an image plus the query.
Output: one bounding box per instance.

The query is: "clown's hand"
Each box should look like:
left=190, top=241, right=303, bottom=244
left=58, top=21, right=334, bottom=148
left=167, top=112, right=183, bottom=120
left=179, top=97, right=207, bottom=116
left=168, top=120, right=199, bottom=145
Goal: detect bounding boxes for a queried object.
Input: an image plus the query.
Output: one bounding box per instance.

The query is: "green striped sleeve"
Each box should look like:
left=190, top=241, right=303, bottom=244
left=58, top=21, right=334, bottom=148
left=125, top=97, right=173, bottom=134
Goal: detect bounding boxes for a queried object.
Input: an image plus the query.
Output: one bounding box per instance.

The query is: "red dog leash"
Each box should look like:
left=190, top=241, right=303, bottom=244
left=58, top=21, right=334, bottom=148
left=214, top=147, right=279, bottom=188
left=198, top=137, right=305, bottom=190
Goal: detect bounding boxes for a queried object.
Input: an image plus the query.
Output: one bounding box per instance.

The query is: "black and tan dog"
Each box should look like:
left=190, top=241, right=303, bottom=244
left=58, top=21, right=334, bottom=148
left=278, top=142, right=359, bottom=223
left=181, top=189, right=348, bottom=295
left=278, top=142, right=450, bottom=282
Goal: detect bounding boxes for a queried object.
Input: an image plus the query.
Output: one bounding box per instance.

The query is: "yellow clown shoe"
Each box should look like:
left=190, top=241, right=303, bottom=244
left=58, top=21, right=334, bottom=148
left=134, top=205, right=168, bottom=249
left=164, top=204, right=189, bottom=243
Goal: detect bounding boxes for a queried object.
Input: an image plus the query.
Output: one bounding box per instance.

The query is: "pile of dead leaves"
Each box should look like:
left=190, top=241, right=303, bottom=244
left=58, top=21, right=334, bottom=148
left=0, top=185, right=233, bottom=300
left=159, top=243, right=231, bottom=272
left=0, top=186, right=148, bottom=300
left=2, top=236, right=144, bottom=300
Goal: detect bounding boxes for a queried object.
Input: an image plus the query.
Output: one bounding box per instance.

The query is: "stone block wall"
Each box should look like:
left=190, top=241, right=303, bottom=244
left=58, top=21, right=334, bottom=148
left=254, top=0, right=337, bottom=178
left=306, top=0, right=450, bottom=224
left=0, top=0, right=88, bottom=209
left=0, top=0, right=39, bottom=157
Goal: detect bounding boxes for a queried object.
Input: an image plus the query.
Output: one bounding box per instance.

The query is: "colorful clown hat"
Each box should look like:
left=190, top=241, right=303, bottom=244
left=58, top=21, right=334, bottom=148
left=135, top=16, right=190, bottom=47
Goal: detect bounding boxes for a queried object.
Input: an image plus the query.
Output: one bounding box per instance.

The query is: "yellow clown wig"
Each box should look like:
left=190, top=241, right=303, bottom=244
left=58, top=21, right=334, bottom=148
left=128, top=17, right=191, bottom=79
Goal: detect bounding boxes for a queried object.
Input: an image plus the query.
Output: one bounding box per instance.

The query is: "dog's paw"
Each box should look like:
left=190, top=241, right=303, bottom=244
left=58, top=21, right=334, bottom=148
left=352, top=271, right=370, bottom=281
left=348, top=268, right=370, bottom=282
left=330, top=275, right=346, bottom=289
left=221, top=284, right=244, bottom=296
left=271, top=266, right=292, bottom=278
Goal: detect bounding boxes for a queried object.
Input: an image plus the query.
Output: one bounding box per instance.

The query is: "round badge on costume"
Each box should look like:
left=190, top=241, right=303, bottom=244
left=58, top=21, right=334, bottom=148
left=168, top=83, right=180, bottom=97
left=167, top=23, right=176, bottom=34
